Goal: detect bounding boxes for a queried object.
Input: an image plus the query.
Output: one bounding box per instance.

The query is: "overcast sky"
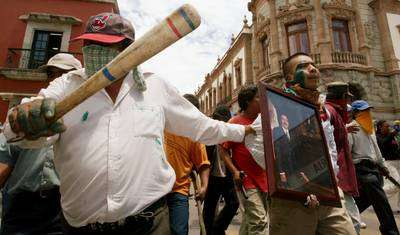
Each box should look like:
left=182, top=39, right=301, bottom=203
left=118, top=0, right=251, bottom=94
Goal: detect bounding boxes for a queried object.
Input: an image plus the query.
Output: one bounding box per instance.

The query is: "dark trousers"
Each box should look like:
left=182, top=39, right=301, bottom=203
left=202, top=176, right=239, bottom=235
left=61, top=198, right=170, bottom=235
left=355, top=163, right=400, bottom=235
left=166, top=192, right=189, bottom=235
left=1, top=188, right=63, bottom=235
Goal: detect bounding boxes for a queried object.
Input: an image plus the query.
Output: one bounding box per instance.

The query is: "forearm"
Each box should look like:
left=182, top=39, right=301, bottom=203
left=0, top=163, right=12, bottom=188
left=220, top=146, right=239, bottom=174
left=198, top=165, right=210, bottom=189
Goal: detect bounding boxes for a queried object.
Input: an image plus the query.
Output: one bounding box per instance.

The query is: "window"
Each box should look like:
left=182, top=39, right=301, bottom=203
left=227, top=75, right=232, bottom=97
left=332, top=19, right=351, bottom=52
left=219, top=84, right=223, bottom=103
left=287, top=21, right=310, bottom=55
left=261, top=37, right=270, bottom=68
left=235, top=63, right=242, bottom=88
left=212, top=88, right=216, bottom=109
left=29, top=30, right=63, bottom=69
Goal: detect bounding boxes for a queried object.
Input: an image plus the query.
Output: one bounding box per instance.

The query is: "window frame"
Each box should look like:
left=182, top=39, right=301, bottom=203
left=286, top=21, right=310, bottom=55
left=331, top=18, right=352, bottom=52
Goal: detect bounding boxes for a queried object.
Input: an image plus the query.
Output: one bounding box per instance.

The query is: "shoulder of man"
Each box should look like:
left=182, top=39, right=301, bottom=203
left=228, top=115, right=243, bottom=124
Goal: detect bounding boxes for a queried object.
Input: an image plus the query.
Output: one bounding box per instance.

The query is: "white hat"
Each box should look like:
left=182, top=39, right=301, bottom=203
left=39, top=53, right=82, bottom=71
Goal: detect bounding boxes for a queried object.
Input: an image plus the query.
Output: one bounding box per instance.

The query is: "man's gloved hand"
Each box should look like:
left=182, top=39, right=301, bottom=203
left=8, top=98, right=66, bottom=140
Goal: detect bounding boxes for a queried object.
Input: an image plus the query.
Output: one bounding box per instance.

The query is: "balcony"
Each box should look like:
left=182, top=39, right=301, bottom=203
left=331, top=51, right=366, bottom=65
left=6, top=48, right=82, bottom=69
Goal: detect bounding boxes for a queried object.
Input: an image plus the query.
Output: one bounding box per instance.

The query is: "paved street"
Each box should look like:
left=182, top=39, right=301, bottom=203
left=188, top=195, right=400, bottom=235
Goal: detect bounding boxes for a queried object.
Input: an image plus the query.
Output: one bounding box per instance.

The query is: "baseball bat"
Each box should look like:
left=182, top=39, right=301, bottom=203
left=53, top=4, right=201, bottom=121
left=190, top=171, right=206, bottom=235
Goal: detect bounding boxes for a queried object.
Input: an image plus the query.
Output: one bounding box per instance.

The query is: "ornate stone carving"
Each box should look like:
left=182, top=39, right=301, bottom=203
left=364, top=19, right=377, bottom=46
left=278, top=0, right=311, bottom=13
left=277, top=1, right=313, bottom=22
left=322, top=0, right=354, bottom=18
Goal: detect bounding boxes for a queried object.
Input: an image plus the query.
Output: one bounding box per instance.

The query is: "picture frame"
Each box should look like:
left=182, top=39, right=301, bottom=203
left=258, top=82, right=341, bottom=207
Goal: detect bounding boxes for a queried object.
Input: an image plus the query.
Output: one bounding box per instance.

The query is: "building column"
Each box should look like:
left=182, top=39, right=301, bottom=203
left=370, top=0, right=399, bottom=71
left=352, top=0, right=372, bottom=66
left=269, top=0, right=282, bottom=73
left=314, top=0, right=331, bottom=64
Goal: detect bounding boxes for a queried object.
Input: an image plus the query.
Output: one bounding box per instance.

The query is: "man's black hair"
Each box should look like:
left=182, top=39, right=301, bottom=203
left=376, top=120, right=386, bottom=135
left=183, top=94, right=200, bottom=109
left=212, top=104, right=231, bottom=122
left=238, top=85, right=258, bottom=112
left=282, top=52, right=311, bottom=79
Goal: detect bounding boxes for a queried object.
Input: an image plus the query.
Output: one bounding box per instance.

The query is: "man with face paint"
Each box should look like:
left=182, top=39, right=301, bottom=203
left=1, top=13, right=255, bottom=234
left=324, top=82, right=361, bottom=234
left=348, top=100, right=399, bottom=235
left=267, top=53, right=356, bottom=235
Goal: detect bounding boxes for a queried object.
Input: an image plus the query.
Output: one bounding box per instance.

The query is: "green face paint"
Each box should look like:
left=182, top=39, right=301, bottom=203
left=288, top=68, right=306, bottom=88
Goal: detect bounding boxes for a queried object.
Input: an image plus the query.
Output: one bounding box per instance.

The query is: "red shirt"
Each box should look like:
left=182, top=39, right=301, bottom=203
left=325, top=102, right=359, bottom=196
left=223, top=115, right=268, bottom=192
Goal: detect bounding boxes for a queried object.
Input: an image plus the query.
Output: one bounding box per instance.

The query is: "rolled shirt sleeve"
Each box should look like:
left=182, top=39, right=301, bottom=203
left=190, top=143, right=210, bottom=171
left=162, top=80, right=245, bottom=145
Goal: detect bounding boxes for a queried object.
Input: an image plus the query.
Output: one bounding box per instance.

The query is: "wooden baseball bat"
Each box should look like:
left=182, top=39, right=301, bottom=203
left=191, top=171, right=207, bottom=235
left=53, top=4, right=201, bottom=121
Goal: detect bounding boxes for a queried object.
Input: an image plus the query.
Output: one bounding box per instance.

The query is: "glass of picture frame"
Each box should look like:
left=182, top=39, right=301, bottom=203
left=258, top=82, right=341, bottom=207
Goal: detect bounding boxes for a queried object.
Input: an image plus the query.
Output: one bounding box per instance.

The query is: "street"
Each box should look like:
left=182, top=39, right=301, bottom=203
left=188, top=194, right=400, bottom=235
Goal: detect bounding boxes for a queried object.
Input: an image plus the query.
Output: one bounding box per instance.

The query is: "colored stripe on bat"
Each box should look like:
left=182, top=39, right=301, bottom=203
left=167, top=18, right=182, bottom=38
left=102, top=68, right=116, bottom=81
left=179, top=9, right=196, bottom=31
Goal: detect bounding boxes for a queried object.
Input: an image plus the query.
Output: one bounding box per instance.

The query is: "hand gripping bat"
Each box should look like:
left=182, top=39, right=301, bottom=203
left=53, top=4, right=201, bottom=121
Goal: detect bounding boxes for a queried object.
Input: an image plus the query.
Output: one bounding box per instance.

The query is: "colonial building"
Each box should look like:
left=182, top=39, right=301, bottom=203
left=196, top=18, right=253, bottom=116
left=248, top=0, right=400, bottom=120
left=0, top=0, right=119, bottom=122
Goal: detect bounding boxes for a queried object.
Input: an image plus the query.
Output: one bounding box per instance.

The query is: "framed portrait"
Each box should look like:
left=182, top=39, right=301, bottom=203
left=258, top=82, right=341, bottom=207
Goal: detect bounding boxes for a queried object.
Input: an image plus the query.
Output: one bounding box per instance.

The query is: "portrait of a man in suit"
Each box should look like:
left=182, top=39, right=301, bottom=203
left=273, top=114, right=296, bottom=187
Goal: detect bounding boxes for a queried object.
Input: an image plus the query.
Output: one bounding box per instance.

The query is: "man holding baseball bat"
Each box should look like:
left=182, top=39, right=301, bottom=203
left=2, top=12, right=254, bottom=235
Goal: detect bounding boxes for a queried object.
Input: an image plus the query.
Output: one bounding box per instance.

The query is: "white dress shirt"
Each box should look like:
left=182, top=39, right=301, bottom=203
left=3, top=69, right=245, bottom=227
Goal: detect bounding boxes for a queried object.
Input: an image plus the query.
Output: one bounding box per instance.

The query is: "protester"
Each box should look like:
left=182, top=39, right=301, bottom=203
left=203, top=104, right=239, bottom=235
left=246, top=53, right=356, bottom=234
left=220, top=85, right=269, bottom=235
left=1, top=13, right=254, bottom=235
left=376, top=120, right=400, bottom=214
left=324, top=82, right=362, bottom=234
left=348, top=100, right=400, bottom=235
left=164, top=94, right=210, bottom=235
left=394, top=120, right=400, bottom=147
left=0, top=53, right=81, bottom=235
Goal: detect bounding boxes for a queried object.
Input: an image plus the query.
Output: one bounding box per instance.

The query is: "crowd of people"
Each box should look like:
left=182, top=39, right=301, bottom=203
left=0, top=11, right=400, bottom=235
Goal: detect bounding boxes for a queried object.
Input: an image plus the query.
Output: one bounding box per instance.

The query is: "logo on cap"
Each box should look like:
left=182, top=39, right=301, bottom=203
left=91, top=15, right=109, bottom=32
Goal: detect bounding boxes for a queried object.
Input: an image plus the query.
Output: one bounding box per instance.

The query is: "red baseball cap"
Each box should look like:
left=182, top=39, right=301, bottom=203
left=71, top=13, right=135, bottom=44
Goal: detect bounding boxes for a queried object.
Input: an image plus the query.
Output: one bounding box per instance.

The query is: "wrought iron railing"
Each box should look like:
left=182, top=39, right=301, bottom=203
left=6, top=48, right=82, bottom=69
left=331, top=51, right=366, bottom=65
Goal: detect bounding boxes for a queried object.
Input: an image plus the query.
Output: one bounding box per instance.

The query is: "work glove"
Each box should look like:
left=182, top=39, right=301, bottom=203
left=8, top=98, right=66, bottom=140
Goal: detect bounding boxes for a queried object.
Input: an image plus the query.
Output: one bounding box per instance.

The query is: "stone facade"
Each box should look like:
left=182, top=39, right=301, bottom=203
left=196, top=19, right=253, bottom=116
left=246, top=0, right=400, bottom=120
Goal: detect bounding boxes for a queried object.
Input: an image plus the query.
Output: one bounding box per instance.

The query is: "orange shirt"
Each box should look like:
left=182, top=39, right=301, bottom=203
left=164, top=132, right=210, bottom=196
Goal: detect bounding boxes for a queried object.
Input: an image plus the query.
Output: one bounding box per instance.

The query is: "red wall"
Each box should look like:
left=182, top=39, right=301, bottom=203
left=0, top=0, right=118, bottom=66
left=0, top=0, right=118, bottom=122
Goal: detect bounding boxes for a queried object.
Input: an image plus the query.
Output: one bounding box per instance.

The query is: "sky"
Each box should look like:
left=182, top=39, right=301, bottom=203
left=118, top=0, right=252, bottom=94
